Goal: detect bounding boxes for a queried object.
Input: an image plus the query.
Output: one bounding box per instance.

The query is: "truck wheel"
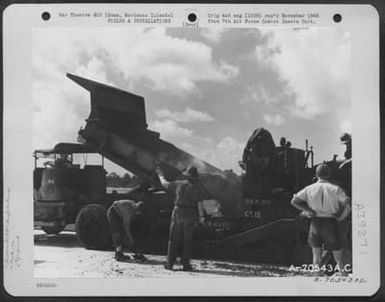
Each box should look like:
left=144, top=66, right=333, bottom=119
left=75, top=204, right=111, bottom=250
left=42, top=226, right=64, bottom=235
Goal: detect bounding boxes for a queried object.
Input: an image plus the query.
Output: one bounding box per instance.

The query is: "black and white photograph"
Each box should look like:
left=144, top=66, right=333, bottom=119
left=32, top=26, right=353, bottom=278
left=2, top=3, right=381, bottom=297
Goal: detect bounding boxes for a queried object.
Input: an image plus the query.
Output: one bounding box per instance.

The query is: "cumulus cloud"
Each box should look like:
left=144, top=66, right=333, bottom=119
left=121, top=28, right=238, bottom=95
left=263, top=114, right=285, bottom=126
left=74, top=57, right=110, bottom=85
left=34, top=28, right=238, bottom=97
left=32, top=27, right=350, bottom=175
left=182, top=136, right=244, bottom=173
left=150, top=107, right=215, bottom=159
left=150, top=105, right=243, bottom=173
left=255, top=28, right=351, bottom=130
left=255, top=32, right=280, bottom=66
left=155, top=108, right=215, bottom=123
left=151, top=120, right=193, bottom=140
left=150, top=106, right=215, bottom=163
left=32, top=82, right=89, bottom=148
left=32, top=27, right=239, bottom=149
left=242, top=84, right=291, bottom=105
left=340, top=120, right=352, bottom=133
left=201, top=136, right=244, bottom=173
left=201, top=27, right=227, bottom=43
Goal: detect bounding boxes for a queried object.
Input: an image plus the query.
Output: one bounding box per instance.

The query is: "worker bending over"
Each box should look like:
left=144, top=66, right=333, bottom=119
left=107, top=200, right=149, bottom=262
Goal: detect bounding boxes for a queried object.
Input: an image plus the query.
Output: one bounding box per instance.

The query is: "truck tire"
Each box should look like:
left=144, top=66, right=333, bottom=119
left=42, top=226, right=64, bottom=235
left=75, top=204, right=112, bottom=250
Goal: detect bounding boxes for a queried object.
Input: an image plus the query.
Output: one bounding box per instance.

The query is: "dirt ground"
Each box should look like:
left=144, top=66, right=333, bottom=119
left=34, top=228, right=313, bottom=278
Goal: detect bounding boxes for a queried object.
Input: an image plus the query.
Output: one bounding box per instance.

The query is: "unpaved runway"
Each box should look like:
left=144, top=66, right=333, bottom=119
left=34, top=230, right=312, bottom=278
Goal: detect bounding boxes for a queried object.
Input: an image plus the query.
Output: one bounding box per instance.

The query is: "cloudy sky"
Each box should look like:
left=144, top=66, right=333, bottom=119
left=33, top=27, right=351, bottom=175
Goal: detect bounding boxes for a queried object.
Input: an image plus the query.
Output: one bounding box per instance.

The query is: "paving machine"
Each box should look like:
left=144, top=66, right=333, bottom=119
left=33, top=73, right=335, bottom=264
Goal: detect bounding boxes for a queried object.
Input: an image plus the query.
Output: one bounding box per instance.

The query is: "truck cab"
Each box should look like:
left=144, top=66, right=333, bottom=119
left=33, top=143, right=106, bottom=234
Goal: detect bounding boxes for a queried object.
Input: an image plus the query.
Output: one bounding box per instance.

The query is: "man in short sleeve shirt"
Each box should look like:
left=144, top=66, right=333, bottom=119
left=156, top=165, right=211, bottom=271
left=291, top=164, right=351, bottom=271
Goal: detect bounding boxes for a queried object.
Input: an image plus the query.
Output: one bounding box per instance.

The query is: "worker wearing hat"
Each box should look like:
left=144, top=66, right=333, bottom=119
left=340, top=133, right=352, bottom=161
left=291, top=164, right=351, bottom=275
left=156, top=165, right=211, bottom=271
left=107, top=200, right=149, bottom=262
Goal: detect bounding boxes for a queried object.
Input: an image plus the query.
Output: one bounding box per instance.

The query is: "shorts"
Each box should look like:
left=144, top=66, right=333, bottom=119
left=308, top=217, right=342, bottom=251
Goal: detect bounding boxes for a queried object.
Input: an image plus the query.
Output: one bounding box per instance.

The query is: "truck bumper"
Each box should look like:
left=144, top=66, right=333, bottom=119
left=34, top=201, right=66, bottom=228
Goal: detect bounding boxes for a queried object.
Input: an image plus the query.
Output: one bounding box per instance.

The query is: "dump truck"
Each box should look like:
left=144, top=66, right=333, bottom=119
left=34, top=73, right=348, bottom=264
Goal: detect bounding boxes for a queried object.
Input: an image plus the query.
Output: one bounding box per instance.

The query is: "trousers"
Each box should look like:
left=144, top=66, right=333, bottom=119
left=167, top=208, right=195, bottom=266
left=107, top=206, right=124, bottom=248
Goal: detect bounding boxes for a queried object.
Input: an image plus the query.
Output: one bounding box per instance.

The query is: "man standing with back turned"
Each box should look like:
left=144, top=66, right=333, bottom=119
left=291, top=164, right=351, bottom=275
left=156, top=165, right=211, bottom=271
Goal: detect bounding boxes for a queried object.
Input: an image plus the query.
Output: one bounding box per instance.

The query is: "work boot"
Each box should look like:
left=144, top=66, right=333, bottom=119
left=164, top=263, right=173, bottom=271
left=182, top=263, right=193, bottom=271
left=133, top=254, right=148, bottom=262
left=115, top=251, right=131, bottom=262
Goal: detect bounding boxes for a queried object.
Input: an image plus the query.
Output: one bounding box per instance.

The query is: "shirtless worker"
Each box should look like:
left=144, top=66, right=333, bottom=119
left=107, top=199, right=149, bottom=262
left=156, top=165, right=211, bottom=271
left=291, top=164, right=351, bottom=275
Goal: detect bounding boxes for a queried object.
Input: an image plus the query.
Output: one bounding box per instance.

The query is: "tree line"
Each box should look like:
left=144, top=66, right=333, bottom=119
left=106, top=172, right=141, bottom=188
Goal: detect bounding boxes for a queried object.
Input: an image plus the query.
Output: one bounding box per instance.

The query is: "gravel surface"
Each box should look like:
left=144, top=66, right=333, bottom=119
left=34, top=230, right=313, bottom=278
